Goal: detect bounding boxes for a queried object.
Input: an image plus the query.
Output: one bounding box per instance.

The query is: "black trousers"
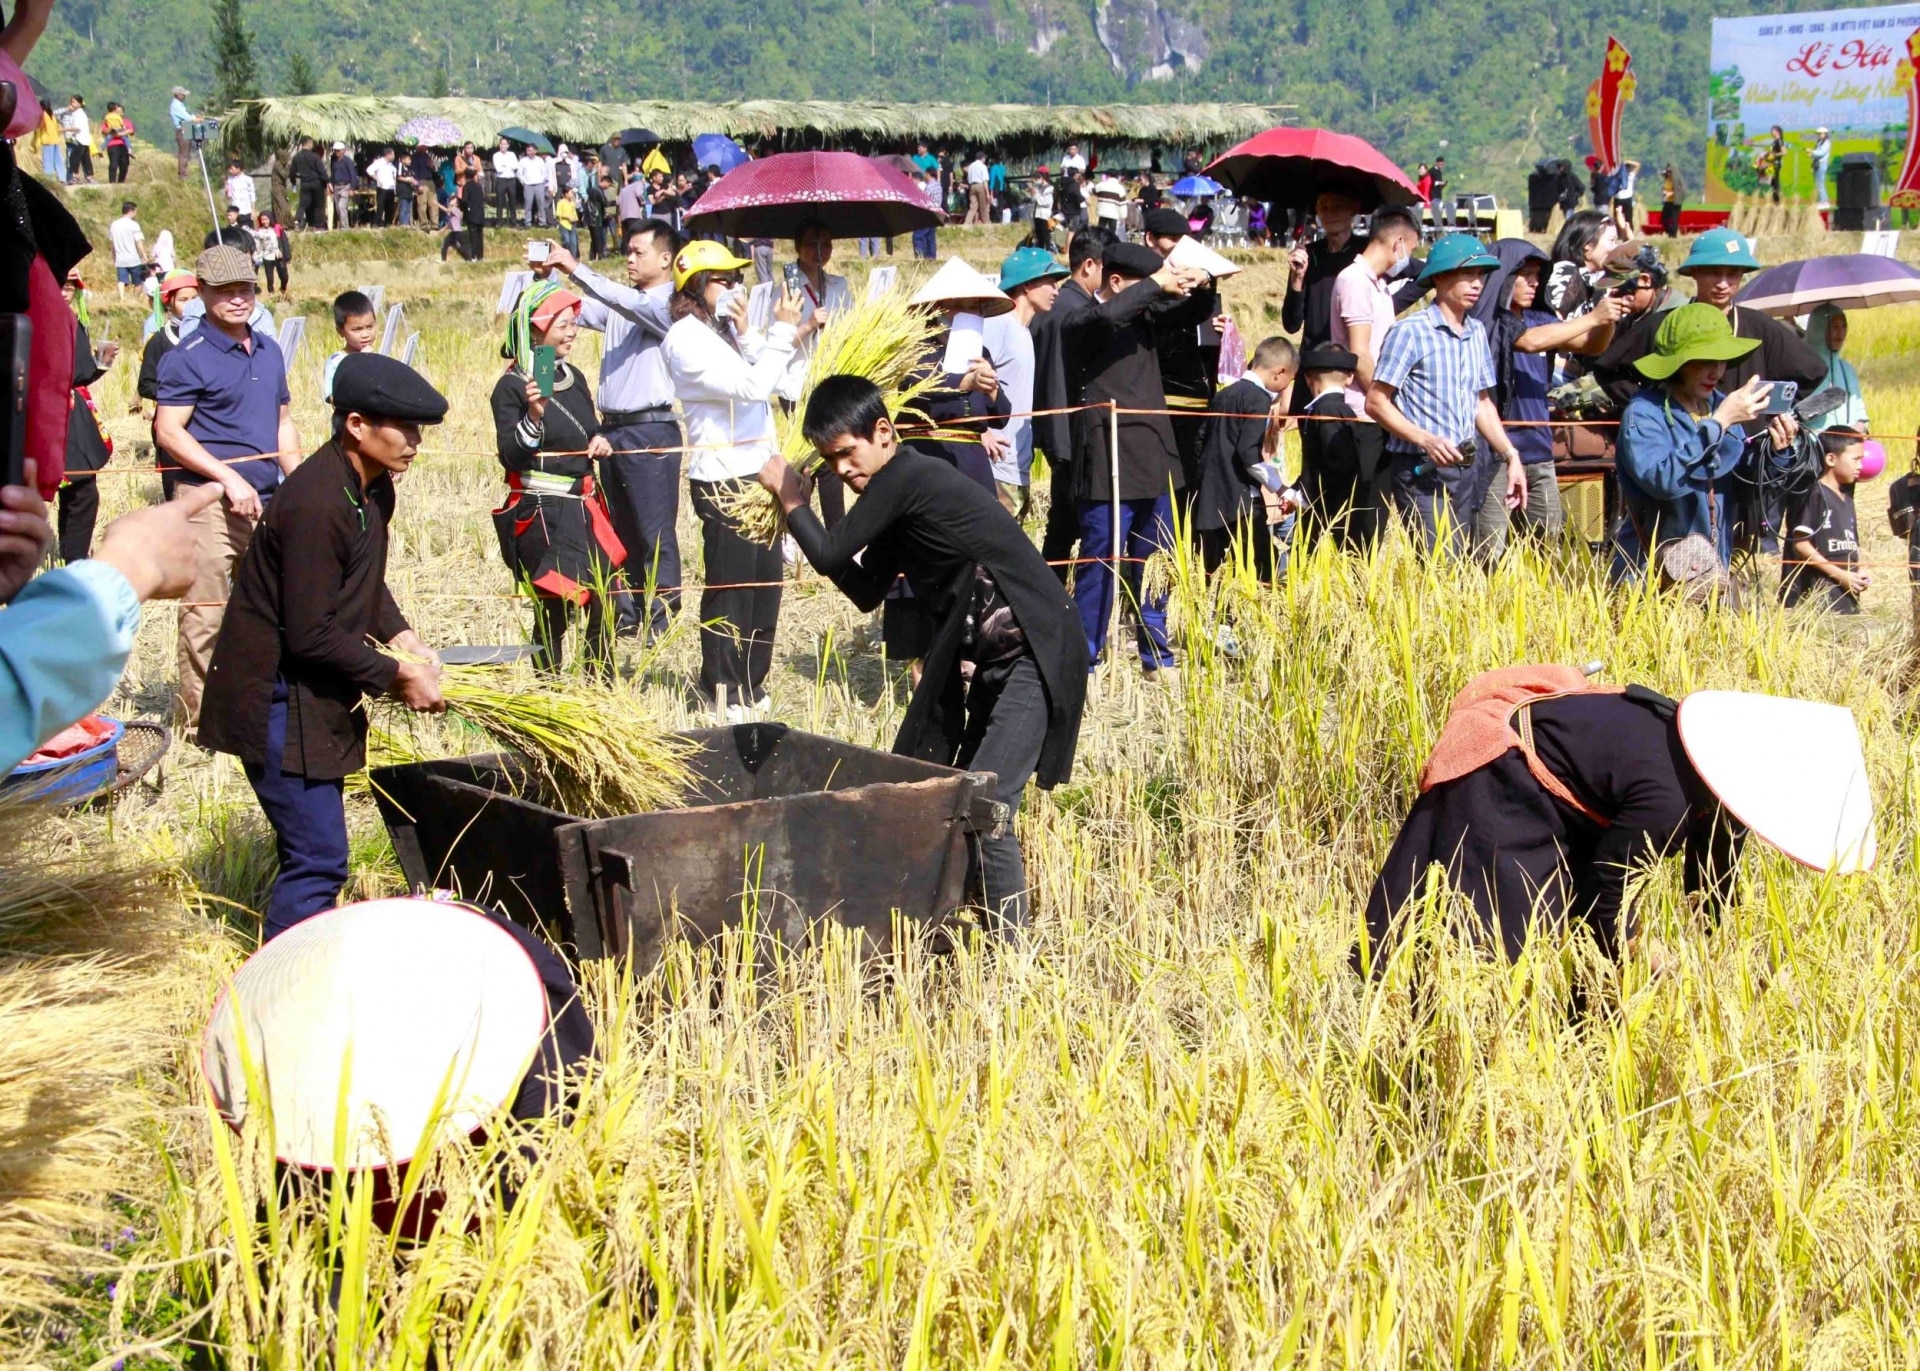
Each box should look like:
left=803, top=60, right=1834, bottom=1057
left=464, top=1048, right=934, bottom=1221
left=533, top=592, right=612, bottom=677
left=107, top=145, right=130, bottom=183
left=297, top=184, right=326, bottom=230
left=956, top=654, right=1050, bottom=934
left=376, top=188, right=397, bottom=225
left=259, top=260, right=288, bottom=292
left=66, top=142, right=93, bottom=179
left=1040, top=456, right=1079, bottom=585
left=440, top=228, right=471, bottom=261
left=56, top=477, right=99, bottom=565
left=599, top=421, right=683, bottom=638
left=467, top=225, right=484, bottom=260
left=587, top=208, right=608, bottom=260
left=689, top=477, right=782, bottom=702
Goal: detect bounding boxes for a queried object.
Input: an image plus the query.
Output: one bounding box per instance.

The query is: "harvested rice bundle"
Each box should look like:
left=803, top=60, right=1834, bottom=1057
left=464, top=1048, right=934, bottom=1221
left=714, top=287, right=942, bottom=544
left=373, top=667, right=698, bottom=818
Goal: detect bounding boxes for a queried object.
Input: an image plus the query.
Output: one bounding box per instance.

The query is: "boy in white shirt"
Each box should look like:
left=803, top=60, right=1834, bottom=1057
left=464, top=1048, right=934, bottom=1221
left=224, top=160, right=256, bottom=218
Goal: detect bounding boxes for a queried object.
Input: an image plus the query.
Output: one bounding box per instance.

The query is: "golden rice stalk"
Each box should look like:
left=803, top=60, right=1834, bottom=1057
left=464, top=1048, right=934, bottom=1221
left=713, top=288, right=942, bottom=545
left=373, top=667, right=699, bottom=818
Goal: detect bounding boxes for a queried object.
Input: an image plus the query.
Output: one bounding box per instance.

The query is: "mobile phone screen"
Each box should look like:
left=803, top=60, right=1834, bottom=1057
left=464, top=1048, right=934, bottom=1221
left=532, top=345, right=557, bottom=397
left=1, top=315, right=28, bottom=490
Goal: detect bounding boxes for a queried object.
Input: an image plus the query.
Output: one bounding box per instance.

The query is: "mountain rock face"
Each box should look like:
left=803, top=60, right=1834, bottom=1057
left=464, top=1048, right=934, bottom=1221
left=1092, top=0, right=1210, bottom=81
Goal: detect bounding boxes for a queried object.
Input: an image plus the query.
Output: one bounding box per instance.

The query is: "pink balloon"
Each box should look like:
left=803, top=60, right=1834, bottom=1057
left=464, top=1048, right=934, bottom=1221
left=1860, top=438, right=1888, bottom=481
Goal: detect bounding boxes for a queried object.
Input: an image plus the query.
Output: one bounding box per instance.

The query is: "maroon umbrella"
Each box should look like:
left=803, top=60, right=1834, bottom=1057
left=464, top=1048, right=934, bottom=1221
left=1206, top=127, right=1418, bottom=210
left=682, top=151, right=945, bottom=238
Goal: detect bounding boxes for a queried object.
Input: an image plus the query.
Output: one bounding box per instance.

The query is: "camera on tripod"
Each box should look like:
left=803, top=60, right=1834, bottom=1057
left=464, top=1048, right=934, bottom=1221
left=189, top=117, right=220, bottom=148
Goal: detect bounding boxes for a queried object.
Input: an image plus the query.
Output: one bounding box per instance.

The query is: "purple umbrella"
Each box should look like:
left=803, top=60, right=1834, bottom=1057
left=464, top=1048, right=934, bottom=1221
left=1734, top=253, right=1920, bottom=316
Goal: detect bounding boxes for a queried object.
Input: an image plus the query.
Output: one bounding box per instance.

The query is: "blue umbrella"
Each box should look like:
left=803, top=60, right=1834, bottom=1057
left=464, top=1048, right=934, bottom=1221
left=1171, top=174, right=1224, bottom=198
left=692, top=134, right=750, bottom=175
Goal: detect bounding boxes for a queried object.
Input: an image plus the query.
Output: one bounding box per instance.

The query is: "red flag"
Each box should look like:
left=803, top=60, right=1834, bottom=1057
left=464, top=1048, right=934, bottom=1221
left=1890, top=30, right=1920, bottom=210
left=1589, top=37, right=1637, bottom=174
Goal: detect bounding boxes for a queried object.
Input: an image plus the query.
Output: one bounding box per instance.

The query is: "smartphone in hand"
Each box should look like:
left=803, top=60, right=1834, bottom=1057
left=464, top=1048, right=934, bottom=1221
left=531, top=344, right=557, bottom=398
left=1761, top=380, right=1799, bottom=417
left=527, top=239, right=552, bottom=265
left=0, top=315, right=28, bottom=490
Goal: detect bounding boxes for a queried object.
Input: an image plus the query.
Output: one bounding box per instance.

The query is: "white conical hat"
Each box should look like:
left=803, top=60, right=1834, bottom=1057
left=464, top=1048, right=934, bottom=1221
left=201, top=899, right=549, bottom=1170
left=1677, top=691, right=1876, bottom=873
left=907, top=257, right=1015, bottom=317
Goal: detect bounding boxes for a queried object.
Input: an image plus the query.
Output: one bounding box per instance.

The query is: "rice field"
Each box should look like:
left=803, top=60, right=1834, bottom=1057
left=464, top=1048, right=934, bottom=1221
left=6, top=201, right=1920, bottom=1366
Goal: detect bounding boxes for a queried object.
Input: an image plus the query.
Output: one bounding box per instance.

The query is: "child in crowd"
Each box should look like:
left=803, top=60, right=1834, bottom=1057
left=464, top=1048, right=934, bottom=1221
left=1293, top=344, right=1384, bottom=550
left=1782, top=426, right=1867, bottom=614
left=1194, top=335, right=1297, bottom=582
left=554, top=189, right=581, bottom=257
left=323, top=290, right=379, bottom=403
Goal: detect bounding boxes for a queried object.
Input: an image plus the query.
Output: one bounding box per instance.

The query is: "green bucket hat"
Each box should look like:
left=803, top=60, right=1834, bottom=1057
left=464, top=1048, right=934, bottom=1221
left=1679, top=227, right=1760, bottom=274
left=998, top=246, right=1068, bottom=293
left=1632, top=302, right=1760, bottom=380
left=1416, top=232, right=1500, bottom=283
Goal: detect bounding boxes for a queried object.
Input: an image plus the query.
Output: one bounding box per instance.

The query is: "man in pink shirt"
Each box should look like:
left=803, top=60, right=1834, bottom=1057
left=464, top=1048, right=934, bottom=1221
left=1330, top=205, right=1422, bottom=417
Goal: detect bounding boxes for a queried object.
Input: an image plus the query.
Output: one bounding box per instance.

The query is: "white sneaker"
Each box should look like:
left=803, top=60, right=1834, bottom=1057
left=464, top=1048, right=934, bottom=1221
left=724, top=703, right=752, bottom=725
left=781, top=535, right=801, bottom=566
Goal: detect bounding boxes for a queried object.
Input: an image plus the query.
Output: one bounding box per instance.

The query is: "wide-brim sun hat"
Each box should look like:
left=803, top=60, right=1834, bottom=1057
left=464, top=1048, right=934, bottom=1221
left=1680, top=227, right=1761, bottom=275
left=1677, top=692, right=1876, bottom=873
left=1417, top=232, right=1500, bottom=283
left=201, top=898, right=550, bottom=1171
left=908, top=256, right=1015, bottom=317
left=1632, top=301, right=1760, bottom=380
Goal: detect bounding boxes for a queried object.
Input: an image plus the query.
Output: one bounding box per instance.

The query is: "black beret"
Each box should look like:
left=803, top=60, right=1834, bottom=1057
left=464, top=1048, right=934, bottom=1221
left=331, top=352, right=449, bottom=424
left=1141, top=207, right=1190, bottom=238
left=1300, top=345, right=1360, bottom=372
left=1102, top=241, right=1165, bottom=280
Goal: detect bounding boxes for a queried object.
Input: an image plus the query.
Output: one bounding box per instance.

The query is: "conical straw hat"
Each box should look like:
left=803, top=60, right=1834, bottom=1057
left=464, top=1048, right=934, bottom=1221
left=908, top=256, right=1015, bottom=317
left=1677, top=691, right=1876, bottom=873
left=201, top=899, right=549, bottom=1170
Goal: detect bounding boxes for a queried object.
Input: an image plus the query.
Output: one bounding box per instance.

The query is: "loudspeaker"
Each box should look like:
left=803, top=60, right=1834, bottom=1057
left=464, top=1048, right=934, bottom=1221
left=1832, top=154, right=1881, bottom=230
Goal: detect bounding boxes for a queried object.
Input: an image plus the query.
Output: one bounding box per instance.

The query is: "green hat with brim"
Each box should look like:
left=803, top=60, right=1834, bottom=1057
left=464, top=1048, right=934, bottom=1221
left=1679, top=227, right=1761, bottom=274
left=998, top=246, right=1069, bottom=293
left=1416, top=232, right=1500, bottom=283
left=1632, top=302, right=1761, bottom=380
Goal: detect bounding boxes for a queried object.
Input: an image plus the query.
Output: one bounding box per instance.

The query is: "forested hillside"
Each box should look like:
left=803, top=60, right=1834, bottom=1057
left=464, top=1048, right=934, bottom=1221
left=25, top=0, right=1827, bottom=199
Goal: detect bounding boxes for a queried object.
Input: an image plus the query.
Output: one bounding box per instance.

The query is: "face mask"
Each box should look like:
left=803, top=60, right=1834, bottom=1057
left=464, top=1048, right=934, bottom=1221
left=716, top=285, right=744, bottom=318
left=1392, top=243, right=1413, bottom=272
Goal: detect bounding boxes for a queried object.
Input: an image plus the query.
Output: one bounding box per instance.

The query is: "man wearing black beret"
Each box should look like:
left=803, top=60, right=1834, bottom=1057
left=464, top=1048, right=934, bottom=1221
left=201, top=353, right=451, bottom=942
left=1140, top=206, right=1225, bottom=513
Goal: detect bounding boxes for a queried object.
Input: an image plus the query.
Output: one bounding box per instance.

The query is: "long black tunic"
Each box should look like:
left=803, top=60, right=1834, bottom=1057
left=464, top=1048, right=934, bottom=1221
left=1192, top=376, right=1273, bottom=534
left=489, top=363, right=621, bottom=599
left=200, top=442, right=409, bottom=779
left=1060, top=277, right=1184, bottom=504
left=1365, top=690, right=1741, bottom=962
left=788, top=447, right=1088, bottom=788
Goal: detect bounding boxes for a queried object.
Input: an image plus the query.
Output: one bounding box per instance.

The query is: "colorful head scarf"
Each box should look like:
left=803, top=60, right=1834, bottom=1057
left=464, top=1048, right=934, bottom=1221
left=501, top=280, right=582, bottom=373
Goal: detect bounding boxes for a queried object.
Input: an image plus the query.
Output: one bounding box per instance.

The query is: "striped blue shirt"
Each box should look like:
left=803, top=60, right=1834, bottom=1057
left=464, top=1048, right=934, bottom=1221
left=1373, top=305, right=1496, bottom=454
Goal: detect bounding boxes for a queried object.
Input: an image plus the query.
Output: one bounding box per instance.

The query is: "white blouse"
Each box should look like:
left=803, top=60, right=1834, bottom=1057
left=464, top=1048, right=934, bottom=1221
left=662, top=314, right=798, bottom=483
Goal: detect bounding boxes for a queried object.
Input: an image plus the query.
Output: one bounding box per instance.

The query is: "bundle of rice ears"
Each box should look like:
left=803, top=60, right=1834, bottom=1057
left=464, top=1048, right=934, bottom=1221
left=372, top=666, right=698, bottom=818
left=715, top=287, right=942, bottom=545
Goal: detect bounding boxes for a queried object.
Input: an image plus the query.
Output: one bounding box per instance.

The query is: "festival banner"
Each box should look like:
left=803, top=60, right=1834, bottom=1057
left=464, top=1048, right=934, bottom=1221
left=1706, top=2, right=1920, bottom=202
left=1890, top=28, right=1920, bottom=207
left=1587, top=37, right=1636, bottom=173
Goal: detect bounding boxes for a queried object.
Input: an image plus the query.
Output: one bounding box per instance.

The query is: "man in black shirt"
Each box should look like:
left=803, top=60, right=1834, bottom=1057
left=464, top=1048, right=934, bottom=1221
left=1281, top=189, right=1425, bottom=347
left=758, top=376, right=1087, bottom=935
left=290, top=137, right=328, bottom=231
left=200, top=354, right=450, bottom=941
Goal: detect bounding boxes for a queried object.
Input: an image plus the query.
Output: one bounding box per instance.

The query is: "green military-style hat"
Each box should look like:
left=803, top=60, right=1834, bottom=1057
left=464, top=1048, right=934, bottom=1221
left=1632, top=302, right=1760, bottom=380
left=1417, top=232, right=1500, bottom=283
left=1679, top=227, right=1761, bottom=275
left=998, top=246, right=1069, bottom=293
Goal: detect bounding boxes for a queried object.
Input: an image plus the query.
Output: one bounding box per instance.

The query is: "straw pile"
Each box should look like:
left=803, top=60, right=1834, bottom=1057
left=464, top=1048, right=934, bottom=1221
left=374, top=667, right=698, bottom=818
left=713, top=288, right=941, bottom=545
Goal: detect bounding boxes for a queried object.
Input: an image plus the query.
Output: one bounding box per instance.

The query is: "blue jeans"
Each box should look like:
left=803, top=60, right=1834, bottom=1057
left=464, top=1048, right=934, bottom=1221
left=244, top=679, right=351, bottom=941
left=1073, top=494, right=1175, bottom=670
left=42, top=143, right=65, bottom=181
left=398, top=190, right=414, bottom=225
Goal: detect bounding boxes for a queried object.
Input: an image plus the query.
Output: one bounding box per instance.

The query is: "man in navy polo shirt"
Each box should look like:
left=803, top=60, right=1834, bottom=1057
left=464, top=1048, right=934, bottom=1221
left=154, top=245, right=299, bottom=733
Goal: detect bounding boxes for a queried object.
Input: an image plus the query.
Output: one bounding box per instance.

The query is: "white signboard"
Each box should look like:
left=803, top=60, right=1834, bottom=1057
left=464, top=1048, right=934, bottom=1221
left=497, top=270, right=533, bottom=314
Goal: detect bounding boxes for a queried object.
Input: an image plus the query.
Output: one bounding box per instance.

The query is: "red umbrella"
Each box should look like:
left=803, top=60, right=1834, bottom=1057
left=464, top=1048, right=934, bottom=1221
left=682, top=151, right=944, bottom=238
left=1205, top=127, right=1418, bottom=210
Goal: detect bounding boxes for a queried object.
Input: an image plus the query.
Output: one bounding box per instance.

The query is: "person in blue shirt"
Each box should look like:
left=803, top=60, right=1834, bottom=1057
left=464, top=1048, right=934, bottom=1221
left=0, top=458, right=222, bottom=775
left=1469, top=237, right=1624, bottom=558
left=153, top=245, right=299, bottom=733
left=169, top=84, right=195, bottom=179
left=1612, top=302, right=1792, bottom=587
